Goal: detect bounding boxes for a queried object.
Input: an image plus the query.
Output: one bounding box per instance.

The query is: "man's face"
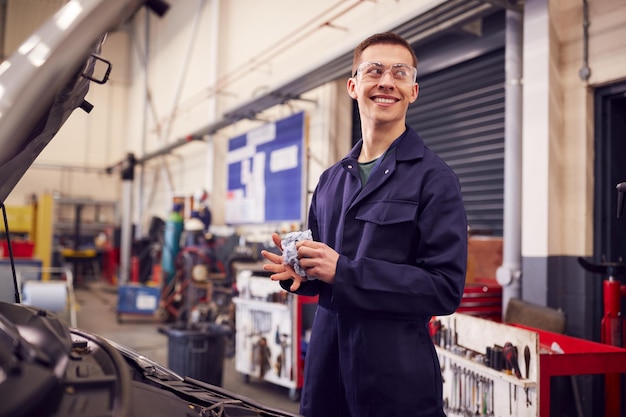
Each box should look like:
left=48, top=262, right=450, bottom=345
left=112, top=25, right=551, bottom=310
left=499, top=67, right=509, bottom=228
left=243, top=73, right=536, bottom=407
left=347, top=43, right=419, bottom=127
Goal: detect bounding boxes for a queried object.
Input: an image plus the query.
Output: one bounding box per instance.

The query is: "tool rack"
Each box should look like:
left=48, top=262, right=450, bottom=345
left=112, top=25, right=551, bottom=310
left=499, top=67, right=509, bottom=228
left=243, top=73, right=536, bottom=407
left=436, top=313, right=626, bottom=416
left=434, top=313, right=539, bottom=416
left=233, top=267, right=317, bottom=401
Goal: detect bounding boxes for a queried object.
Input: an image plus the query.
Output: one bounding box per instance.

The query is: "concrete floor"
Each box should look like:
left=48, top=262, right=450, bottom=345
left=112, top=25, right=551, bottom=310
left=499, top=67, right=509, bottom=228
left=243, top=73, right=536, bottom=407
left=71, top=281, right=301, bottom=415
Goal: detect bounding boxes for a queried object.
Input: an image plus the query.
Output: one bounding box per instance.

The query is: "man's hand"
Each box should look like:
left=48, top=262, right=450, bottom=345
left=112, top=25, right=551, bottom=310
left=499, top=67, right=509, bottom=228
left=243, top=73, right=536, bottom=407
left=295, top=239, right=338, bottom=284
left=260, top=232, right=307, bottom=291
left=260, top=232, right=339, bottom=291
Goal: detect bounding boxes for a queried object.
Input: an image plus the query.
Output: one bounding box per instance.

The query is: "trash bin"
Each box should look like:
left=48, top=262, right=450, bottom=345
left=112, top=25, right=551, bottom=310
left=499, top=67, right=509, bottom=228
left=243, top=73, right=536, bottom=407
left=159, top=323, right=229, bottom=386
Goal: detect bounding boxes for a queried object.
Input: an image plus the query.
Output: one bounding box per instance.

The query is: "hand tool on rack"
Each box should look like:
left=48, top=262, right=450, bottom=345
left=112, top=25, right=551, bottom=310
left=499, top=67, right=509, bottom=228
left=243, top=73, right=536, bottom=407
left=278, top=331, right=291, bottom=379
left=450, top=363, right=458, bottom=413
left=503, top=342, right=522, bottom=378
left=489, top=379, right=496, bottom=416
left=508, top=381, right=512, bottom=415
left=524, top=345, right=532, bottom=406
left=459, top=365, right=465, bottom=414
left=275, top=352, right=283, bottom=376
left=254, top=336, right=272, bottom=377
left=484, top=375, right=492, bottom=416
left=503, top=342, right=521, bottom=415
left=491, top=345, right=503, bottom=371
left=452, top=317, right=458, bottom=347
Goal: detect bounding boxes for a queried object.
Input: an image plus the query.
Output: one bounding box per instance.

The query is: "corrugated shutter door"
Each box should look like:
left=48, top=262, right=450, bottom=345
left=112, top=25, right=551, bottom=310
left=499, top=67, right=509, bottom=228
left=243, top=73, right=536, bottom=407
left=407, top=49, right=505, bottom=236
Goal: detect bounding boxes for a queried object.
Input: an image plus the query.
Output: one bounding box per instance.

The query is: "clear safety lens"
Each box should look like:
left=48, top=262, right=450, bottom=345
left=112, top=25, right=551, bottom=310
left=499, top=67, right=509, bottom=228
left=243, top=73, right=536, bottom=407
left=355, top=62, right=417, bottom=86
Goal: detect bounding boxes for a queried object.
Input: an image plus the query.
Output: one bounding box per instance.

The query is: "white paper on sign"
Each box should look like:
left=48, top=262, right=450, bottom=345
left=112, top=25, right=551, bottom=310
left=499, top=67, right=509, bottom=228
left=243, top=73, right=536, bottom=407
left=270, top=145, right=298, bottom=172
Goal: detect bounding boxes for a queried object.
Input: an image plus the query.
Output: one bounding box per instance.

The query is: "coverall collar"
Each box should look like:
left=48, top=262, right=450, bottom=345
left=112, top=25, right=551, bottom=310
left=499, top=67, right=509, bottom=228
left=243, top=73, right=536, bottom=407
left=342, top=125, right=425, bottom=167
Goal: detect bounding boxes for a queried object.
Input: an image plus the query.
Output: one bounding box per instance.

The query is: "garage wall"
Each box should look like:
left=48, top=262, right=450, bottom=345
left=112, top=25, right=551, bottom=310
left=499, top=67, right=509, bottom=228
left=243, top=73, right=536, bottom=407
left=522, top=0, right=626, bottom=334
left=3, top=0, right=445, bottom=214
left=522, top=0, right=626, bottom=261
left=557, top=0, right=626, bottom=256
left=121, top=0, right=448, bottom=232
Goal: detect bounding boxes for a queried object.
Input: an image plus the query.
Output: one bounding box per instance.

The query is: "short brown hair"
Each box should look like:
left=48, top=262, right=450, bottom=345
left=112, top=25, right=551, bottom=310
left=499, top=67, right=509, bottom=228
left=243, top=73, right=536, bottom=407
left=352, top=32, right=418, bottom=76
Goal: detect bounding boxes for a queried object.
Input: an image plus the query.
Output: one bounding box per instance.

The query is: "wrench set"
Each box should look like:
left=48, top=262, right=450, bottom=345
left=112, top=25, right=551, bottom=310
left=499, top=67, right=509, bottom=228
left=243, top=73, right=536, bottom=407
left=446, top=363, right=495, bottom=416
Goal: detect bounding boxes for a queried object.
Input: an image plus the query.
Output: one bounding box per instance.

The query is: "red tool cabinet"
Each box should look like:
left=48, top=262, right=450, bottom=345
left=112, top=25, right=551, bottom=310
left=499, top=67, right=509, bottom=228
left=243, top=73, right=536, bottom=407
left=514, top=324, right=626, bottom=417
left=456, top=282, right=502, bottom=321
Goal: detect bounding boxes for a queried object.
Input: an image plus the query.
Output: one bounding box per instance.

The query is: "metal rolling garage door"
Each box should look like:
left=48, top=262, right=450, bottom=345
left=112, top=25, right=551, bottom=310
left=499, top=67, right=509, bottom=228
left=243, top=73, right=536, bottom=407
left=408, top=49, right=505, bottom=236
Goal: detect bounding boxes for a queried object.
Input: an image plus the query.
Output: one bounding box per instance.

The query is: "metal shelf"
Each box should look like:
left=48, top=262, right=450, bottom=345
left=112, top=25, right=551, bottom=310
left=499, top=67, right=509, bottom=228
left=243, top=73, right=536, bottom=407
left=52, top=197, right=119, bottom=245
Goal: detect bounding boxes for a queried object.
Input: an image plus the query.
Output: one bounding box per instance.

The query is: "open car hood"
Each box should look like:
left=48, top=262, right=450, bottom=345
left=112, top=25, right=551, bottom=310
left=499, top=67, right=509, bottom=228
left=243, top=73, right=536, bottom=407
left=0, top=1, right=302, bottom=416
left=0, top=0, right=153, bottom=204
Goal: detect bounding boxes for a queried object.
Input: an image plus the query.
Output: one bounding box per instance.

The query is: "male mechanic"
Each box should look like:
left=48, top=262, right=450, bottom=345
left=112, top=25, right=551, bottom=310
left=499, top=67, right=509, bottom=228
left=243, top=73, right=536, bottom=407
left=261, top=32, right=468, bottom=417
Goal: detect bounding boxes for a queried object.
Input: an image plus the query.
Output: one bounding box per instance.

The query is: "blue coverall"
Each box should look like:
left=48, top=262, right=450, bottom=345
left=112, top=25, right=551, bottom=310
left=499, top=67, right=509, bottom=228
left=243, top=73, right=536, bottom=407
left=281, top=126, right=468, bottom=417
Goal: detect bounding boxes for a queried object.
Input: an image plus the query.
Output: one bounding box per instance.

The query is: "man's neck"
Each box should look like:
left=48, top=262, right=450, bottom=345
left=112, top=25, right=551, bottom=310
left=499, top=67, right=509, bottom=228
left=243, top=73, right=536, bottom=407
left=359, top=122, right=406, bottom=162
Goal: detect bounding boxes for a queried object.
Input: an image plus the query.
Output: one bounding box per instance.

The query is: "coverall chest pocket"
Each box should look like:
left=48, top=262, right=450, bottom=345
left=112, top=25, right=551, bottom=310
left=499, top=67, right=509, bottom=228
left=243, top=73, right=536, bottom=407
left=356, top=200, right=418, bottom=225
left=354, top=200, right=419, bottom=253
left=343, top=200, right=419, bottom=263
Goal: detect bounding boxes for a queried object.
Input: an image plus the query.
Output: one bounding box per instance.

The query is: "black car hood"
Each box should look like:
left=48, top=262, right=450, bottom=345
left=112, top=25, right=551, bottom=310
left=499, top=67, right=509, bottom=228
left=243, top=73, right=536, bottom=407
left=0, top=301, right=300, bottom=417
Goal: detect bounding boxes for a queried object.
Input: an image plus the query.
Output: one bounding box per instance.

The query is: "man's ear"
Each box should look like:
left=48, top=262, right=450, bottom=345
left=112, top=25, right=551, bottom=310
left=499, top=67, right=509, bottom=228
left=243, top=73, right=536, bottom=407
left=408, top=82, right=419, bottom=104
left=347, top=77, right=358, bottom=99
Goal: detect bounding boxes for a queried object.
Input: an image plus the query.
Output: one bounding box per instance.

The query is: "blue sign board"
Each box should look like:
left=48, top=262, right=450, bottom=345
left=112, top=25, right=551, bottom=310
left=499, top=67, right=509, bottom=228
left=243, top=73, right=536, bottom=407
left=226, top=112, right=305, bottom=224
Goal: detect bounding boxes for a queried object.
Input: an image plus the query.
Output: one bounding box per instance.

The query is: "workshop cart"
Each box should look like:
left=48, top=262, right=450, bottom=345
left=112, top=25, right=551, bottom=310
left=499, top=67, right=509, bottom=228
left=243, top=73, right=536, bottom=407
left=233, top=268, right=317, bottom=401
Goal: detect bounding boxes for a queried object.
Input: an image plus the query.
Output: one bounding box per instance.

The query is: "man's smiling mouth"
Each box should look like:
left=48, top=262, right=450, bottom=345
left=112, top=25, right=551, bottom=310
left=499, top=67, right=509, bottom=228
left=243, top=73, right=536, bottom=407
left=372, top=97, right=397, bottom=104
